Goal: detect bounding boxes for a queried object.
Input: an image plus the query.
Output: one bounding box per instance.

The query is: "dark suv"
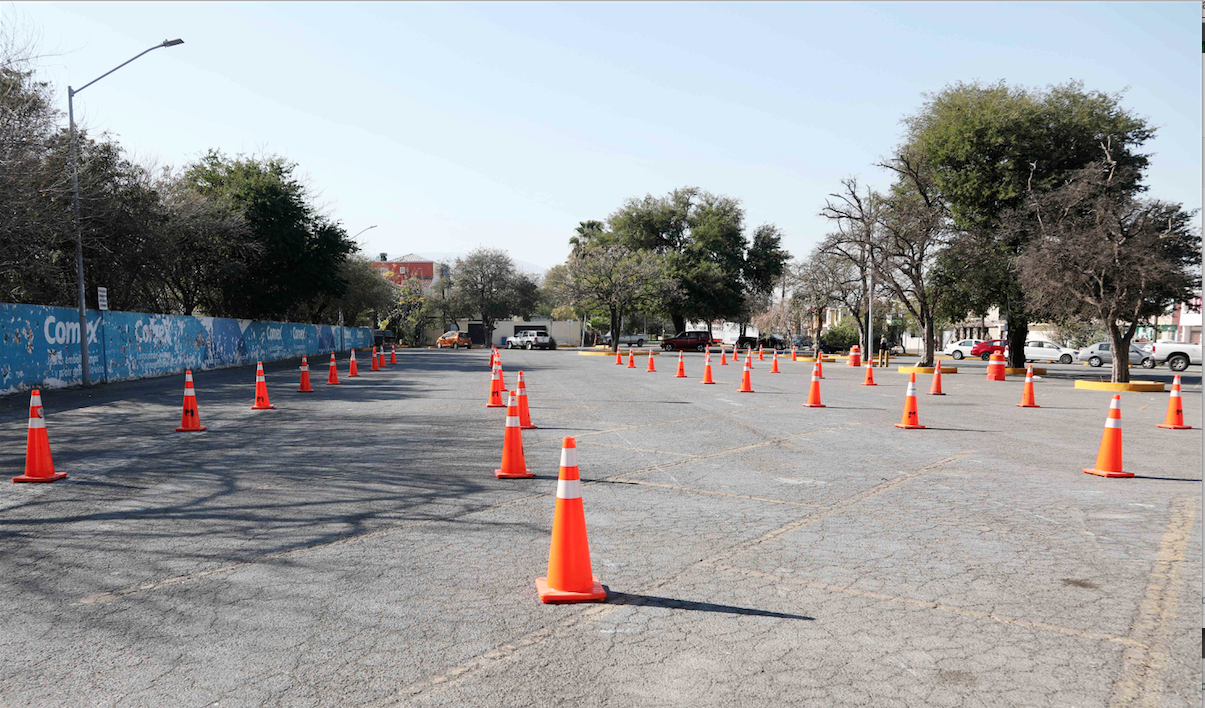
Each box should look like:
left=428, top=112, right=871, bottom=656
left=661, top=331, right=719, bottom=352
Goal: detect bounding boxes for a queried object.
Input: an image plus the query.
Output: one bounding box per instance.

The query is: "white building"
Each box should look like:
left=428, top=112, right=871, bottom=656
left=1172, top=299, right=1202, bottom=343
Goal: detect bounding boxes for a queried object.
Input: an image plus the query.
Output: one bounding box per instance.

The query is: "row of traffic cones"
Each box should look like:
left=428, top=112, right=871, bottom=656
left=14, top=347, right=402, bottom=483
left=1080, top=377, right=1193, bottom=477
left=485, top=356, right=604, bottom=603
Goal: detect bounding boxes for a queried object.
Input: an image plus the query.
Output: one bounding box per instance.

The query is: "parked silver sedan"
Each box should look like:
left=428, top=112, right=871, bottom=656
left=1076, top=342, right=1151, bottom=368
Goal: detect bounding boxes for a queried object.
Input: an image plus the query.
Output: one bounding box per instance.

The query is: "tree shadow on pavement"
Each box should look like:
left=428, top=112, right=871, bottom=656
left=606, top=591, right=814, bottom=620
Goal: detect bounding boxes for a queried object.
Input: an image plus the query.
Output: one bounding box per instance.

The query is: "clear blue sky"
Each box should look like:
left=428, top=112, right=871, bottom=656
left=7, top=1, right=1200, bottom=269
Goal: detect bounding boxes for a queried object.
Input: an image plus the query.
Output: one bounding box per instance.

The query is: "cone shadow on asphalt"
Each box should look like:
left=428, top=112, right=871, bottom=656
left=606, top=591, right=814, bottom=620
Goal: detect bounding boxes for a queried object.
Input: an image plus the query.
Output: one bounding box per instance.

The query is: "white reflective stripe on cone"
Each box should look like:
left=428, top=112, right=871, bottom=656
left=184, top=389, right=195, bottom=397
left=1171, top=389, right=1181, bottom=397
left=256, top=376, right=266, bottom=382
left=556, top=478, right=582, bottom=499
left=560, top=446, right=579, bottom=468
left=28, top=414, right=45, bottom=429
left=906, top=383, right=916, bottom=396
left=301, top=366, right=309, bottom=371
left=1109, top=397, right=1121, bottom=410
left=1105, top=418, right=1122, bottom=429
left=506, top=416, right=521, bottom=427
left=30, top=394, right=42, bottom=406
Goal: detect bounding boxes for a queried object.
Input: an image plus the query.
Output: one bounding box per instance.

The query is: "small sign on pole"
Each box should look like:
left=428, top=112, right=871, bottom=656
left=97, top=287, right=109, bottom=311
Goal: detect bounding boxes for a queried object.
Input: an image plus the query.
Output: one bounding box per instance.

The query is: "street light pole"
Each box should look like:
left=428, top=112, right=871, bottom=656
left=68, top=38, right=183, bottom=386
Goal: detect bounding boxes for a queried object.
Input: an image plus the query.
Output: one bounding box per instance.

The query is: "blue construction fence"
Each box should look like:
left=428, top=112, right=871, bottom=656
left=0, top=303, right=374, bottom=396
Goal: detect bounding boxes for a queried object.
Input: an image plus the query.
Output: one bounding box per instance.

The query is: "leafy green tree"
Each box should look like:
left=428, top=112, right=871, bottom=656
left=181, top=150, right=355, bottom=321
left=509, top=272, right=541, bottom=320
left=739, top=223, right=790, bottom=338
left=329, top=255, right=396, bottom=326
left=608, top=187, right=746, bottom=333
left=563, top=241, right=676, bottom=352
left=452, top=247, right=519, bottom=342
left=382, top=277, right=429, bottom=347
left=155, top=174, right=253, bottom=315
left=902, top=80, right=1156, bottom=367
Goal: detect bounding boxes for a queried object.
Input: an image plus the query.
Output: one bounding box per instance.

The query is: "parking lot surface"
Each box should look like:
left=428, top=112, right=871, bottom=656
left=0, top=350, right=1200, bottom=706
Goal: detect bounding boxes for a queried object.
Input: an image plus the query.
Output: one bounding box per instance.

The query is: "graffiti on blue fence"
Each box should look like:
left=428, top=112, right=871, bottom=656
left=0, top=303, right=373, bottom=395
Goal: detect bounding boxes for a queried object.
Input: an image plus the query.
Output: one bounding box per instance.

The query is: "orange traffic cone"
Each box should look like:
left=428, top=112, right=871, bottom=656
left=1016, top=364, right=1039, bottom=408
left=894, top=373, right=924, bottom=429
left=675, top=351, right=687, bottom=378
left=491, top=347, right=498, bottom=368
left=804, top=362, right=825, bottom=408
left=1083, top=395, right=1131, bottom=477
left=928, top=366, right=945, bottom=396
left=1158, top=375, right=1192, bottom=429
left=986, top=353, right=1006, bottom=381
left=770, top=351, right=780, bottom=373
left=390, top=346, right=397, bottom=365
left=791, top=346, right=798, bottom=362
left=746, top=348, right=754, bottom=369
left=175, top=370, right=207, bottom=431
left=738, top=358, right=754, bottom=393
left=720, top=345, right=728, bottom=366
left=326, top=353, right=340, bottom=385
left=12, top=390, right=65, bottom=483
left=487, top=363, right=505, bottom=408
left=816, top=357, right=825, bottom=379
left=701, top=354, right=715, bottom=384
left=498, top=359, right=508, bottom=391
left=370, top=347, right=380, bottom=372
left=251, top=362, right=275, bottom=410
left=758, top=345, right=764, bottom=362
left=349, top=349, right=361, bottom=377
left=297, top=356, right=313, bottom=392
left=495, top=391, right=534, bottom=479
left=848, top=345, right=861, bottom=367
left=536, top=437, right=606, bottom=603
left=862, top=362, right=877, bottom=386
left=615, top=348, right=623, bottom=365
left=647, top=349, right=657, bottom=373
left=517, top=371, right=537, bottom=429
left=627, top=346, right=636, bottom=368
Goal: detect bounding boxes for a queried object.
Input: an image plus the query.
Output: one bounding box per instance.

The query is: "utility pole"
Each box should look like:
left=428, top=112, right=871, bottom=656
left=67, top=38, right=184, bottom=386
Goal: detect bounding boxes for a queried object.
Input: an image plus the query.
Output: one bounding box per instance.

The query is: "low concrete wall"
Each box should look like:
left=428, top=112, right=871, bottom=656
left=0, top=303, right=373, bottom=395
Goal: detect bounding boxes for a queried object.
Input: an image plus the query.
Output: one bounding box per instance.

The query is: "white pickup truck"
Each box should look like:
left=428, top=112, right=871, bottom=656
left=507, top=330, right=555, bottom=350
left=1147, top=341, right=1202, bottom=372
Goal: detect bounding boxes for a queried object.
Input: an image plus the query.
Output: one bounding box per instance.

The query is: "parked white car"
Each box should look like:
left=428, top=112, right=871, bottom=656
left=602, top=332, right=649, bottom=347
left=943, top=338, right=983, bottom=360
left=1022, top=340, right=1078, bottom=364
left=1147, top=341, right=1202, bottom=372
left=1076, top=342, right=1151, bottom=368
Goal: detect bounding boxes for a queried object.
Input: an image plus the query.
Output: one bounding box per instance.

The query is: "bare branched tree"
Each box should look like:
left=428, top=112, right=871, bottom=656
left=872, top=150, right=952, bottom=367
left=1015, top=158, right=1200, bottom=383
left=819, top=177, right=880, bottom=350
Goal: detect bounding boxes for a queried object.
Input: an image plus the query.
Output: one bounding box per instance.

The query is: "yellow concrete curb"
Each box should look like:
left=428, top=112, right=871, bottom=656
left=1074, top=380, right=1165, bottom=392
left=1005, top=367, right=1046, bottom=376
left=897, top=366, right=958, bottom=374
left=795, top=357, right=836, bottom=363
left=578, top=351, right=615, bottom=356
left=582, top=350, right=662, bottom=356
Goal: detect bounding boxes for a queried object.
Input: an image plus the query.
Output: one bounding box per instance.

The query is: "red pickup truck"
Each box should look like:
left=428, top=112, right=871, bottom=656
left=660, top=331, right=721, bottom=352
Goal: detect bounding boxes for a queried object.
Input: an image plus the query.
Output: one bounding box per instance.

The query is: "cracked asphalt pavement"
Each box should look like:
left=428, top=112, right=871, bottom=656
left=0, top=350, right=1200, bottom=706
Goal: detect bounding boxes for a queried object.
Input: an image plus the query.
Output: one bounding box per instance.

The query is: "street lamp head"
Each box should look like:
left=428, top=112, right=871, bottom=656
left=162, top=38, right=184, bottom=47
